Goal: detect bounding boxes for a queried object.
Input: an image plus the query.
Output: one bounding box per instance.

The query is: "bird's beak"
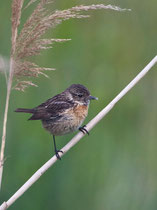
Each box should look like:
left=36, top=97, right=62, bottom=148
left=89, top=95, right=98, bottom=100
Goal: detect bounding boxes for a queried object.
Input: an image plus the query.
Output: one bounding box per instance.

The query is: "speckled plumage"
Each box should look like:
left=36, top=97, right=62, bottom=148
left=15, top=84, right=97, bottom=159
left=16, top=84, right=92, bottom=134
left=42, top=103, right=88, bottom=136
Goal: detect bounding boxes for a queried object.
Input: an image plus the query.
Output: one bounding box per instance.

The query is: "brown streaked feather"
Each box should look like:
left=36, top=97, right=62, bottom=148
left=28, top=94, right=74, bottom=121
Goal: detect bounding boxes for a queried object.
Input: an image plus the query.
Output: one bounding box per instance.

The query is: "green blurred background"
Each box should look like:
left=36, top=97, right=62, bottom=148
left=0, top=0, right=157, bottom=209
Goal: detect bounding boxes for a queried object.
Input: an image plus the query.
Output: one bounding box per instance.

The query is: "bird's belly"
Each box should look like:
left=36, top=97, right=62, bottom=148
left=42, top=104, right=88, bottom=136
left=42, top=118, right=83, bottom=136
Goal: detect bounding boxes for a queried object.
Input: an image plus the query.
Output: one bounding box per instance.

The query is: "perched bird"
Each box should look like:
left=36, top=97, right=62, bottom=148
left=15, top=84, right=98, bottom=159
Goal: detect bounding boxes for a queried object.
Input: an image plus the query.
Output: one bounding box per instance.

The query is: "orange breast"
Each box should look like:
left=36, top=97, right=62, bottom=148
left=73, top=104, right=88, bottom=122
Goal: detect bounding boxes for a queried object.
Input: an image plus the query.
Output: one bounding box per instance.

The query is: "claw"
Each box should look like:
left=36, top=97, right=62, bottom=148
left=55, top=150, right=63, bottom=160
left=79, top=125, right=89, bottom=135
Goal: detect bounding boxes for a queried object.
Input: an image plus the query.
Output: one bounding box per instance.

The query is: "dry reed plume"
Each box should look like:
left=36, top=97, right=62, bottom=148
left=13, top=2, right=127, bottom=91
left=0, top=0, right=129, bottom=195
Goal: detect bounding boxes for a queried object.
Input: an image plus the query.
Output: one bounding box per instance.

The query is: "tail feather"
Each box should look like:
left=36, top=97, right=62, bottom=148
left=15, top=108, right=35, bottom=114
left=28, top=114, right=41, bottom=120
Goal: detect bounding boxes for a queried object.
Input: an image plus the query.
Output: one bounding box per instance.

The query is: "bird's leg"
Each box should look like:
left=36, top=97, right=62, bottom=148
left=79, top=125, right=89, bottom=135
left=53, top=135, right=63, bottom=160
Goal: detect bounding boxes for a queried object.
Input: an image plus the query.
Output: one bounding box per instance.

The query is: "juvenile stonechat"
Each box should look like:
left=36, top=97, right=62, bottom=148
left=15, top=84, right=98, bottom=159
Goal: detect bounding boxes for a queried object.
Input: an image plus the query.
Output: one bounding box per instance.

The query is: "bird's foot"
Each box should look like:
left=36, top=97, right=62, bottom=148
left=55, top=150, right=63, bottom=160
left=79, top=125, right=89, bottom=135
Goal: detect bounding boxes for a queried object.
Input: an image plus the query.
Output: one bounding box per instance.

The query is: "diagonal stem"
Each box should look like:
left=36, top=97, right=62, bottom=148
left=0, top=55, right=157, bottom=209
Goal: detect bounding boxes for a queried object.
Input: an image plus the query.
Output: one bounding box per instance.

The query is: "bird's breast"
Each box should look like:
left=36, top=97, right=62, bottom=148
left=42, top=104, right=89, bottom=136
left=73, top=104, right=88, bottom=122
left=65, top=104, right=88, bottom=132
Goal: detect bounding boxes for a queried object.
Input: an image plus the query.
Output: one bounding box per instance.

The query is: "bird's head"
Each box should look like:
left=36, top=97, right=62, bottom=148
left=66, top=84, right=98, bottom=105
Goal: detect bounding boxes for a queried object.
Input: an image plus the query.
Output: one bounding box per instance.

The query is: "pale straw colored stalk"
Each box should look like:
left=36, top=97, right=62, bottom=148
left=0, top=0, right=24, bottom=190
left=0, top=58, right=14, bottom=189
left=0, top=55, right=156, bottom=210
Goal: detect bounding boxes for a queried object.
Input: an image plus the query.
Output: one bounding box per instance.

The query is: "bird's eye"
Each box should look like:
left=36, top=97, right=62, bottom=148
left=78, top=94, right=83, bottom=98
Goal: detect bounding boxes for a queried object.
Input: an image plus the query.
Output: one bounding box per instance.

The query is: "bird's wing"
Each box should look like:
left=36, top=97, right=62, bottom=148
left=29, top=95, right=74, bottom=120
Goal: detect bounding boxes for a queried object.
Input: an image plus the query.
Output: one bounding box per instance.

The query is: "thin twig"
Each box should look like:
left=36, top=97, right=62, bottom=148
left=0, top=55, right=156, bottom=210
left=0, top=58, right=14, bottom=189
left=0, top=0, right=24, bottom=190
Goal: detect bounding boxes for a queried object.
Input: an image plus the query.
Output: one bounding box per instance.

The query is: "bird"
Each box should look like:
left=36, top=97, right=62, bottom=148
left=15, top=84, right=98, bottom=159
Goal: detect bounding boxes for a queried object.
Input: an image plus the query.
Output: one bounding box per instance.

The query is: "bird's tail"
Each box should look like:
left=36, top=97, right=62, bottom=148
left=15, top=108, right=35, bottom=114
